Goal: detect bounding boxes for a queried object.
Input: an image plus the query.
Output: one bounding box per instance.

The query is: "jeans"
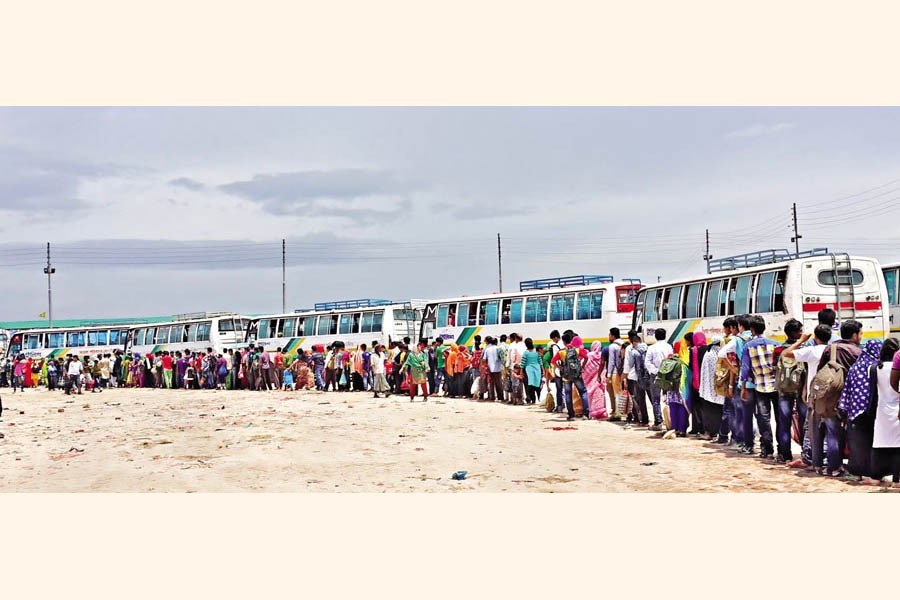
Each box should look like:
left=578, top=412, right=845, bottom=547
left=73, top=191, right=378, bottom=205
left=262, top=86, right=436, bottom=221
left=563, top=378, right=590, bottom=418
left=740, top=389, right=757, bottom=450
left=554, top=376, right=565, bottom=411
left=752, top=390, right=776, bottom=454
left=731, top=389, right=745, bottom=446
left=720, top=394, right=734, bottom=440
left=648, top=384, right=663, bottom=426
left=488, top=371, right=503, bottom=401
left=314, top=366, right=324, bottom=389
left=362, top=371, right=374, bottom=391
left=776, top=394, right=799, bottom=460
left=434, top=368, right=445, bottom=394
left=809, top=412, right=844, bottom=473
left=628, top=380, right=650, bottom=424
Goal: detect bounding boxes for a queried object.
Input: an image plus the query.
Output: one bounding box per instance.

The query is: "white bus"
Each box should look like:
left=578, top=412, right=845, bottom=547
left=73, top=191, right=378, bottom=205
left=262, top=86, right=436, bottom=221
left=419, top=275, right=643, bottom=348
left=881, top=261, right=900, bottom=334
left=126, top=312, right=251, bottom=356
left=245, top=299, right=424, bottom=355
left=5, top=325, right=131, bottom=360
left=633, top=249, right=890, bottom=345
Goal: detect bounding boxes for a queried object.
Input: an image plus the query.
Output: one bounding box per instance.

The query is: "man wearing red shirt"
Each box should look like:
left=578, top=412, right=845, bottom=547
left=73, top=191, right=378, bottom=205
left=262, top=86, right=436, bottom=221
left=274, top=347, right=285, bottom=388
left=161, top=351, right=174, bottom=388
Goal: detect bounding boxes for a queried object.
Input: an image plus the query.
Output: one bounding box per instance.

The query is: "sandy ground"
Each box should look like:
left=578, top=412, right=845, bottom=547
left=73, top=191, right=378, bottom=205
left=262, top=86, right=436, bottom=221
left=0, top=386, right=895, bottom=492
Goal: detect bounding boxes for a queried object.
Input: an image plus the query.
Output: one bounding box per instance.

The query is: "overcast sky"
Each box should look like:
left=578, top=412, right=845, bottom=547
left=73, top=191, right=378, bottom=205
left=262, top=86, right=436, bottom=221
left=1, top=107, right=900, bottom=321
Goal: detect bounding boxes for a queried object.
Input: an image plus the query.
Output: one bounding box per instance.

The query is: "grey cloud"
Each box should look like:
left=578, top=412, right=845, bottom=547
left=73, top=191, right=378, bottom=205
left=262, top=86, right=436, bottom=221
left=218, top=169, right=418, bottom=215
left=168, top=176, right=206, bottom=191
left=724, top=122, right=796, bottom=139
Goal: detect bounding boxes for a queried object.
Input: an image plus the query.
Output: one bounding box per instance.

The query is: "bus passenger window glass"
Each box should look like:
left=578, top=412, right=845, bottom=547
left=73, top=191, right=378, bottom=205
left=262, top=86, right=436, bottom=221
left=756, top=272, right=776, bottom=313
left=218, top=319, right=235, bottom=333
left=97, top=330, right=108, bottom=345
left=186, top=324, right=198, bottom=343
left=684, top=283, right=703, bottom=318
left=156, top=327, right=170, bottom=344
left=372, top=311, right=384, bottom=332
left=481, top=301, right=499, bottom=325
left=316, top=316, right=329, bottom=336
left=642, top=289, right=657, bottom=321
left=591, top=292, right=604, bottom=319
left=109, top=330, right=120, bottom=345
left=525, top=296, right=549, bottom=323
left=48, top=332, right=65, bottom=347
left=456, top=303, right=469, bottom=327
left=734, top=276, right=753, bottom=314
left=500, top=299, right=511, bottom=324
left=71, top=332, right=86, bottom=347
left=704, top=280, right=723, bottom=317
left=169, top=325, right=185, bottom=343
left=283, top=318, right=297, bottom=337
left=773, top=270, right=786, bottom=312
left=550, top=294, right=575, bottom=321
left=467, top=302, right=478, bottom=326
left=234, top=319, right=244, bottom=334
left=576, top=293, right=592, bottom=319
left=257, top=320, right=270, bottom=339
left=26, top=334, right=41, bottom=349
left=664, top=287, right=681, bottom=320
left=352, top=313, right=362, bottom=334
left=197, top=322, right=211, bottom=342
left=339, top=314, right=353, bottom=334
left=88, top=331, right=99, bottom=346
left=302, top=317, right=315, bottom=336
left=436, top=305, right=449, bottom=327
left=886, top=269, right=898, bottom=306
left=509, top=299, right=523, bottom=323
left=361, top=312, right=374, bottom=334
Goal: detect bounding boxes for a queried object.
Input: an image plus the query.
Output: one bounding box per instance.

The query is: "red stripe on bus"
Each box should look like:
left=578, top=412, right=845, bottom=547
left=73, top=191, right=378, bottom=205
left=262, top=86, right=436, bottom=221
left=802, top=301, right=882, bottom=312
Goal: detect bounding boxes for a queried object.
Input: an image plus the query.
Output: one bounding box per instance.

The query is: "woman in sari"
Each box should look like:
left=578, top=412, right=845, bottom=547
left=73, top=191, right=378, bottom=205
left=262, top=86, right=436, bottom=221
left=455, top=345, right=472, bottom=398
left=403, top=342, right=430, bottom=401
left=295, top=351, right=312, bottom=391
left=372, top=344, right=391, bottom=398
left=445, top=344, right=459, bottom=397
left=521, top=338, right=543, bottom=405
left=472, top=341, right=488, bottom=400
left=688, top=331, right=708, bottom=436
left=583, top=341, right=608, bottom=419
left=666, top=340, right=691, bottom=437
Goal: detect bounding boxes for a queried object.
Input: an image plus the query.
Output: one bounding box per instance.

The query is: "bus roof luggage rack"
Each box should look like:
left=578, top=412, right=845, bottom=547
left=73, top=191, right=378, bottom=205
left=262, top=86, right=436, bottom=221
left=708, top=248, right=830, bottom=273
left=173, top=311, right=236, bottom=320
left=293, top=308, right=315, bottom=314
left=313, top=299, right=393, bottom=311
left=519, top=275, right=614, bottom=291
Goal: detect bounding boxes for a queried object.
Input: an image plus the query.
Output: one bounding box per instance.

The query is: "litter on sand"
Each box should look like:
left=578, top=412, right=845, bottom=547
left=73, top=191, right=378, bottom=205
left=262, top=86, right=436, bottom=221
left=452, top=470, right=468, bottom=480
left=547, top=426, right=578, bottom=431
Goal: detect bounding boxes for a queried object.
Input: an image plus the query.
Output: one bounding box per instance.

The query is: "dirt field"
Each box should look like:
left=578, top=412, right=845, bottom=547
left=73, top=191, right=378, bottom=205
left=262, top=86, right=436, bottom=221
left=0, top=387, right=892, bottom=492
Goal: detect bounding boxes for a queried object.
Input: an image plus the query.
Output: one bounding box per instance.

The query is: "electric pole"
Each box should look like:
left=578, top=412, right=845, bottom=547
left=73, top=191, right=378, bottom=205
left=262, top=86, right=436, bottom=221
left=282, top=238, right=286, bottom=313
left=791, top=203, right=802, bottom=257
left=497, top=233, right=503, bottom=293
left=703, top=228, right=712, bottom=274
left=43, top=242, right=55, bottom=328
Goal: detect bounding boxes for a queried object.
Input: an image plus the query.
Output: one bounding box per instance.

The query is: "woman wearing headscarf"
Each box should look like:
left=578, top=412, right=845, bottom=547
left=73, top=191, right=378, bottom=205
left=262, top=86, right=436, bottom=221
left=475, top=339, right=490, bottom=400
left=699, top=335, right=724, bottom=441
left=667, top=340, right=690, bottom=437
left=445, top=344, right=459, bottom=397
left=838, top=338, right=884, bottom=479
left=520, top=338, right=543, bottom=405
left=372, top=344, right=391, bottom=398
left=689, top=331, right=709, bottom=438
left=403, top=342, right=431, bottom=402
left=583, top=341, right=608, bottom=419
left=873, top=338, right=900, bottom=485
left=455, top=345, right=472, bottom=398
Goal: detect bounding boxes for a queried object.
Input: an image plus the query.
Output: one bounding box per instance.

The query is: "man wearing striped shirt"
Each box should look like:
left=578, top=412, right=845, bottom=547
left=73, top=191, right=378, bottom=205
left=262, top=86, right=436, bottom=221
left=739, top=315, right=779, bottom=459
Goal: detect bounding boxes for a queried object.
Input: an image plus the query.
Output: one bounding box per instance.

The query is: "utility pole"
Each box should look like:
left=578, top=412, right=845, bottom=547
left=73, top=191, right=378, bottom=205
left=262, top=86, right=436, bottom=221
left=282, top=238, right=286, bottom=314
left=43, top=242, right=55, bottom=328
left=791, top=203, right=802, bottom=257
left=497, top=233, right=503, bottom=293
left=703, top=228, right=712, bottom=274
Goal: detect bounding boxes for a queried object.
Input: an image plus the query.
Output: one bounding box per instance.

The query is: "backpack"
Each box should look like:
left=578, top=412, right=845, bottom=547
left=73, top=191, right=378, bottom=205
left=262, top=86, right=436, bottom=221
left=632, top=345, right=653, bottom=387
left=563, top=347, right=583, bottom=380
left=808, top=345, right=844, bottom=418
left=775, top=351, right=806, bottom=396
left=655, top=355, right=682, bottom=392
left=714, top=356, right=737, bottom=397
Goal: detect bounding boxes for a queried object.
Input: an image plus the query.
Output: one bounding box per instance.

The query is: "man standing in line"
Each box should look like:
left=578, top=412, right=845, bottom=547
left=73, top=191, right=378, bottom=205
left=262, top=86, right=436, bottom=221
left=644, top=328, right=673, bottom=432
left=549, top=330, right=566, bottom=413
left=482, top=337, right=504, bottom=402
left=67, top=354, right=84, bottom=395
left=551, top=333, right=591, bottom=422
left=606, top=328, right=625, bottom=421
left=273, top=347, right=285, bottom=389
left=624, top=330, right=650, bottom=426
left=739, top=315, right=779, bottom=459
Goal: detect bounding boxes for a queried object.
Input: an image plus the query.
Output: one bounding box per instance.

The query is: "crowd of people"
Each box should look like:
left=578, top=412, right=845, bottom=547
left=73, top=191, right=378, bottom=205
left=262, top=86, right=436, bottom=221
left=3, top=309, right=900, bottom=485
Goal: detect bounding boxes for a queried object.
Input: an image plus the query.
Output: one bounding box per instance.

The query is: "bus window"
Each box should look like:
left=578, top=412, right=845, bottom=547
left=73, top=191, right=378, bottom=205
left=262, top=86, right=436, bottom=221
left=97, top=330, right=108, bottom=345
left=734, top=276, right=753, bottom=314
left=359, top=312, right=371, bottom=334
left=135, top=329, right=145, bottom=346
left=510, top=298, right=523, bottom=323
left=218, top=318, right=235, bottom=333
left=197, top=322, right=211, bottom=342
left=704, top=280, right=723, bottom=317
left=664, top=286, right=682, bottom=320
left=48, top=332, right=65, bottom=347
left=298, top=317, right=311, bottom=337
left=186, top=323, right=198, bottom=343
left=109, top=330, right=121, bottom=345
left=67, top=331, right=86, bottom=347
left=773, top=270, right=786, bottom=313
left=525, top=296, right=549, bottom=323
left=481, top=300, right=499, bottom=325
left=456, top=303, right=469, bottom=327
left=500, top=299, right=511, bottom=324
left=372, top=310, right=384, bottom=332
left=448, top=306, right=457, bottom=326
left=818, top=269, right=864, bottom=286
left=352, top=313, right=361, bottom=334
left=436, top=304, right=449, bottom=327
left=684, top=283, right=703, bottom=318
left=755, top=271, right=776, bottom=313
left=25, top=333, right=42, bottom=350
left=257, top=320, right=270, bottom=339
left=550, top=294, right=575, bottom=321
left=642, top=289, right=658, bottom=321
left=616, top=285, right=639, bottom=313
left=339, top=313, right=353, bottom=335
left=88, top=331, right=99, bottom=346
left=886, top=269, right=898, bottom=306
left=169, top=325, right=185, bottom=343
left=234, top=318, right=244, bottom=334
left=283, top=318, right=297, bottom=337
left=155, top=327, right=170, bottom=344
left=576, top=292, right=603, bottom=320
left=466, top=302, right=478, bottom=326
left=322, top=315, right=339, bottom=336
